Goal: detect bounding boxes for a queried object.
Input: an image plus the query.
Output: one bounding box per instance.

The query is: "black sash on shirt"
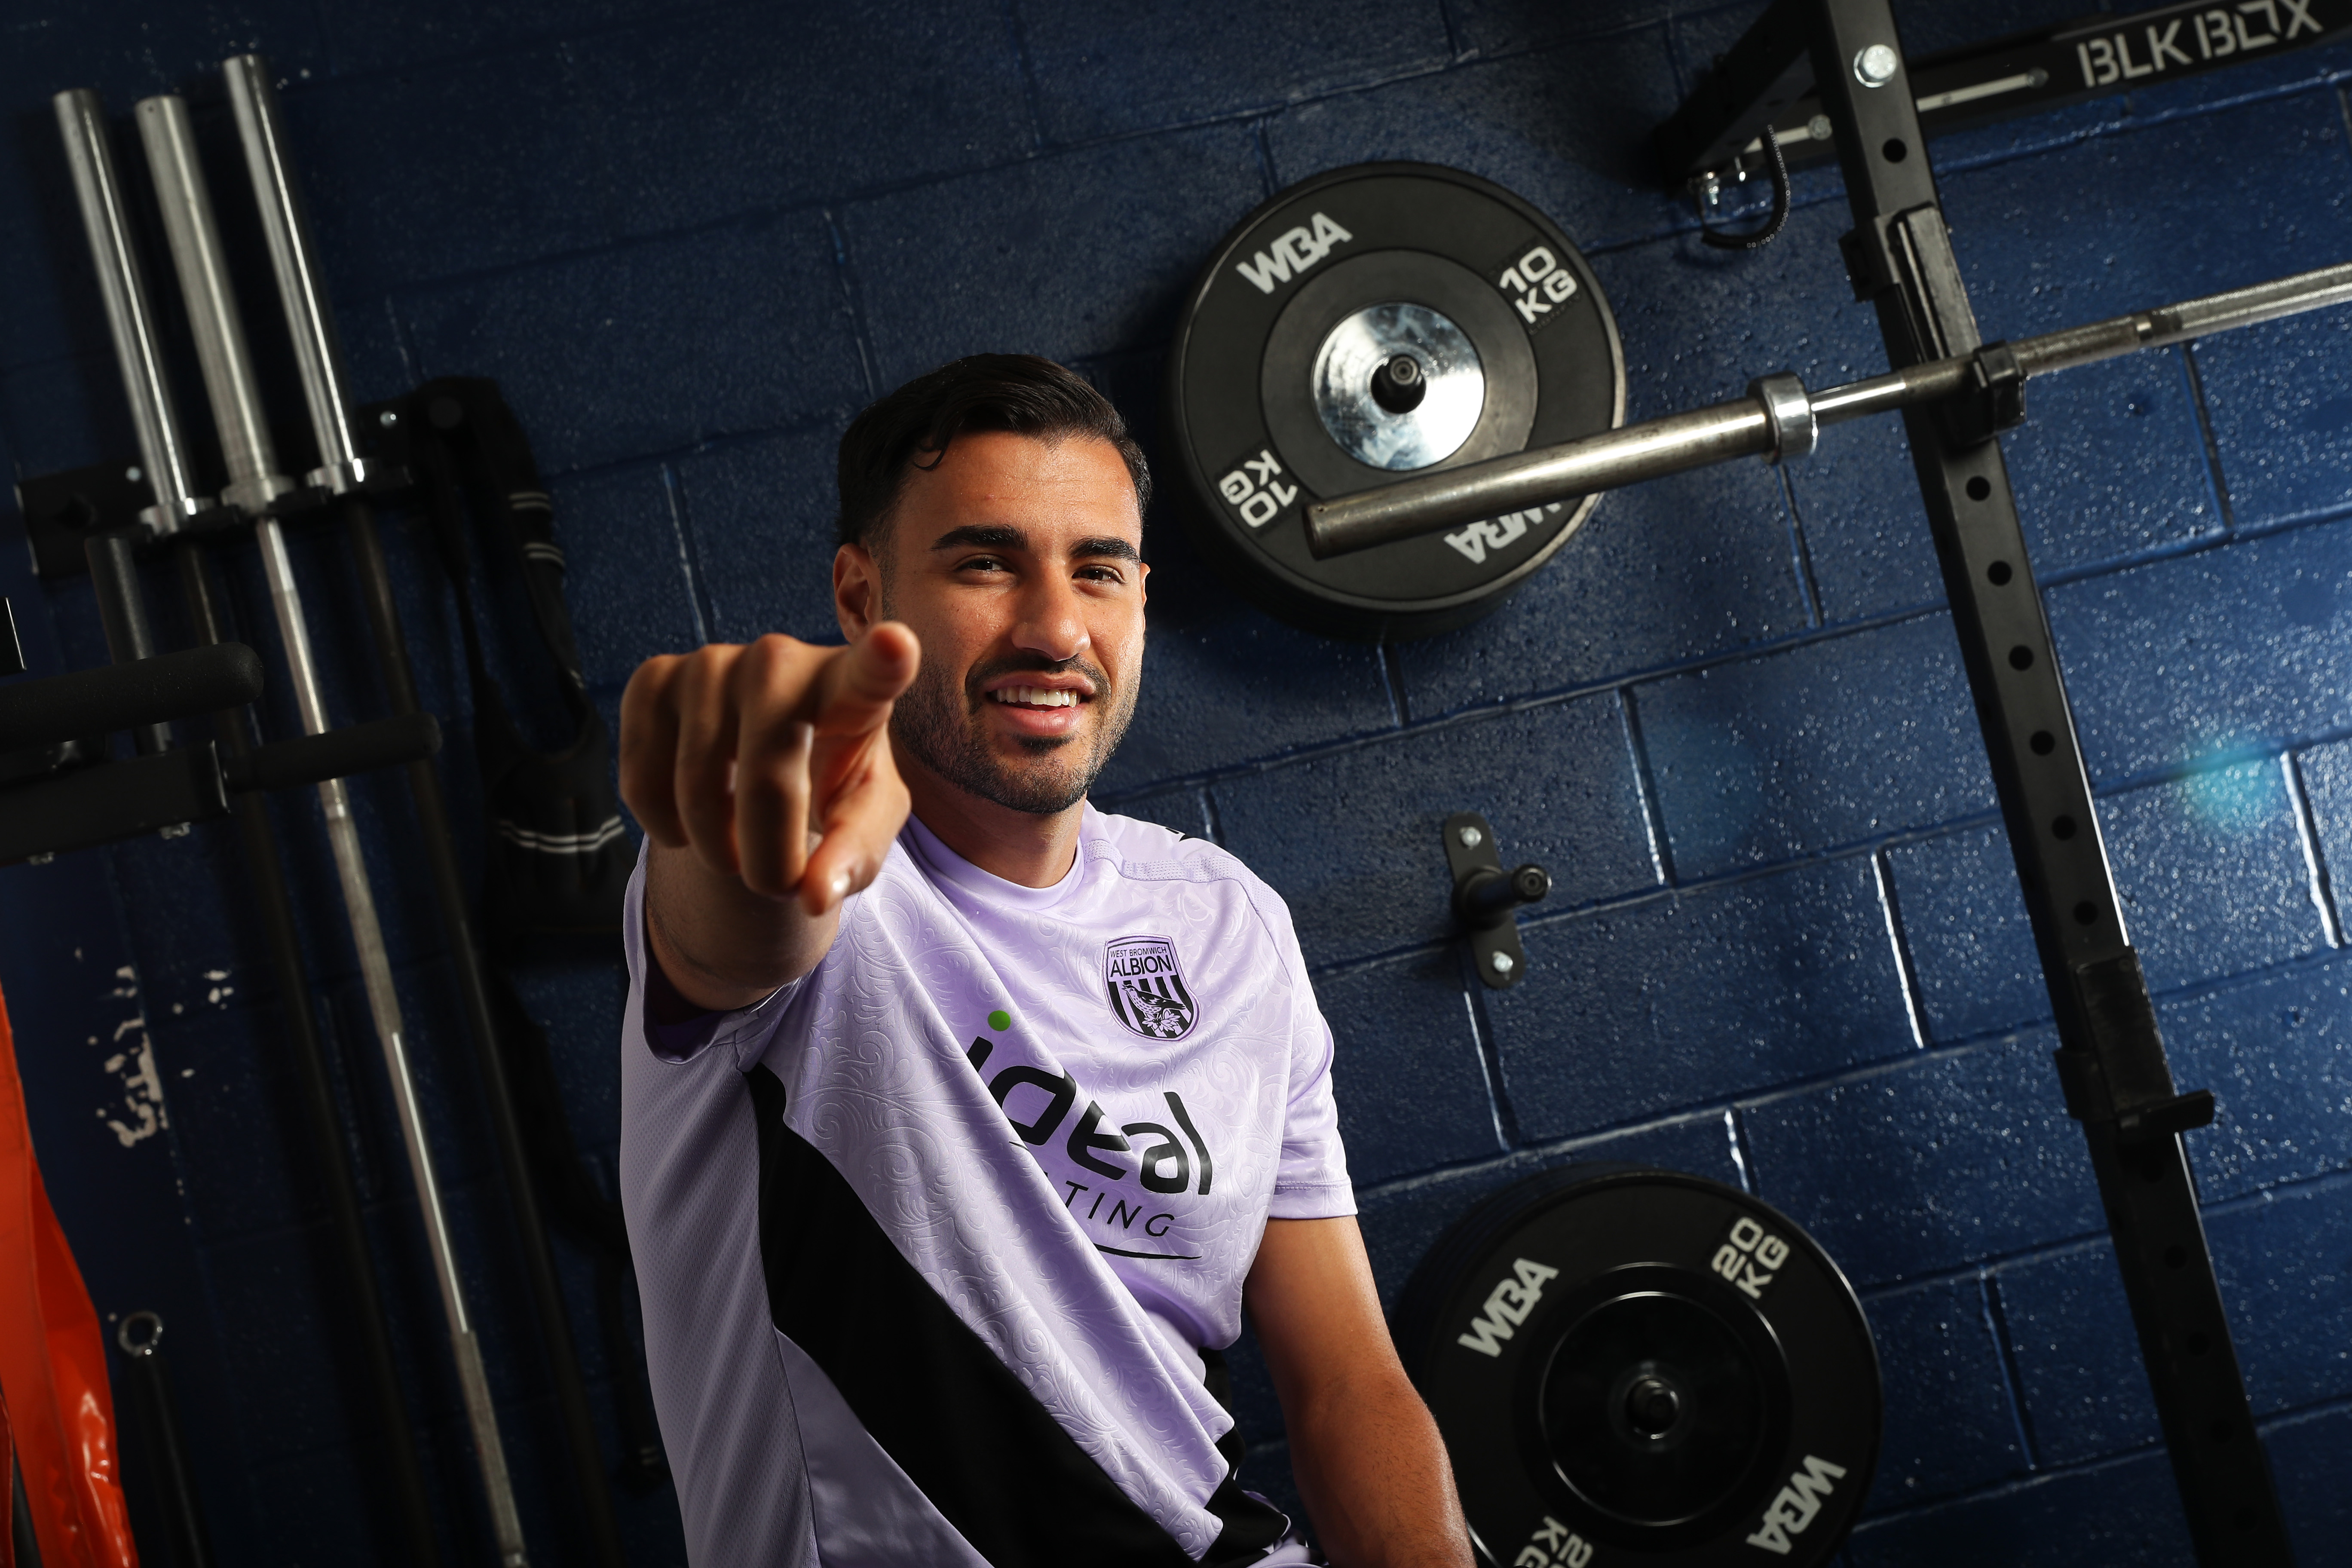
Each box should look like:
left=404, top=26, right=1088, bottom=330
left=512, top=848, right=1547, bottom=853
left=747, top=1065, right=1291, bottom=1566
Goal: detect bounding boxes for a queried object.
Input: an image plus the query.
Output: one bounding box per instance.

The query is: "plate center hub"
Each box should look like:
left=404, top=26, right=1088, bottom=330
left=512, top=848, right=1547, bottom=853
left=1312, top=300, right=1483, bottom=470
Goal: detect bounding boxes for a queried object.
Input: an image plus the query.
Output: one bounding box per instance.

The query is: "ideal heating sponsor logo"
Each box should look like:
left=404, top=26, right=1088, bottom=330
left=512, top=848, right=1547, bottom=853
left=1455, top=1257, right=1560, bottom=1357
left=1233, top=212, right=1354, bottom=295
left=965, top=1007, right=1216, bottom=1259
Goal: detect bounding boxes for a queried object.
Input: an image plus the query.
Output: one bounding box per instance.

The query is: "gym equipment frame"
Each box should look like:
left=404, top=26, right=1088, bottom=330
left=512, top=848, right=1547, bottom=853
left=1315, top=2, right=2308, bottom=1558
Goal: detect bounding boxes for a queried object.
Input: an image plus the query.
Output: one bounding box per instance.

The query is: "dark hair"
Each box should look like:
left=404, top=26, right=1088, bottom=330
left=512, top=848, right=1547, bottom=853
left=835, top=354, right=1152, bottom=550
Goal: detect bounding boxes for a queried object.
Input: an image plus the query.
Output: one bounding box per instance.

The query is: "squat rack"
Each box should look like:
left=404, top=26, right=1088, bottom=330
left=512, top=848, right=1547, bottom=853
left=1313, top=0, right=2309, bottom=1559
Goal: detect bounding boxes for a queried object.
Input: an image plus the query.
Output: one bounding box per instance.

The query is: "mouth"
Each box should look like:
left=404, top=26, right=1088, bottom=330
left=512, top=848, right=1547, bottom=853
left=987, top=686, right=1084, bottom=709
left=978, top=675, right=1096, bottom=739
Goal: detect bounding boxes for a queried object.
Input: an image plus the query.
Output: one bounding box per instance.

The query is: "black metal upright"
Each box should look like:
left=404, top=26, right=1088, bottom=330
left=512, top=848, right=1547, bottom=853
left=1771, top=0, right=2294, bottom=1556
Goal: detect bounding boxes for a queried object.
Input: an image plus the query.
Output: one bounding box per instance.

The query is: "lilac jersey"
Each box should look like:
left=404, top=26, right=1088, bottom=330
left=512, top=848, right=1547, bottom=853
left=619, top=805, right=1354, bottom=1567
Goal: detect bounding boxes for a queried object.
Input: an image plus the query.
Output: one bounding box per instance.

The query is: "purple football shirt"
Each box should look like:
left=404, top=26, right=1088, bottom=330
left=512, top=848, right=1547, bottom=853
left=620, top=805, right=1352, bottom=1565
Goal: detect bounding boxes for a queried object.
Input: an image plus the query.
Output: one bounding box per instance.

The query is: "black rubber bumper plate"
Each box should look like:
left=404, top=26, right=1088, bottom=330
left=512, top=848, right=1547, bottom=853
left=1395, top=1165, right=1882, bottom=1567
left=1165, top=162, right=1625, bottom=641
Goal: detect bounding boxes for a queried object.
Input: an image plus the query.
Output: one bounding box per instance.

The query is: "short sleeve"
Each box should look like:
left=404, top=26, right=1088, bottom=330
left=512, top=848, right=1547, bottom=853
left=1256, top=885, right=1356, bottom=1220
left=623, top=843, right=801, bottom=1068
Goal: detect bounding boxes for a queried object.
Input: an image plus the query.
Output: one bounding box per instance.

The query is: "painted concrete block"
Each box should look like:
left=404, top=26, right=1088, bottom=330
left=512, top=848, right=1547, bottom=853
left=1886, top=821, right=2047, bottom=1045
left=299, top=0, right=1030, bottom=290
left=1490, top=857, right=1916, bottom=1141
left=1636, top=612, right=1994, bottom=878
left=671, top=426, right=845, bottom=645
left=840, top=125, right=1268, bottom=389
left=400, top=212, right=867, bottom=474
left=2161, top=953, right=2352, bottom=1203
left=2211, top=1175, right=2352, bottom=1414
left=2048, top=516, right=2352, bottom=783
left=1024, top=0, right=1452, bottom=145
left=1312, top=948, right=1501, bottom=1186
left=1844, top=1446, right=2190, bottom=1566
left=2269, top=1401, right=2352, bottom=1565
left=1106, top=788, right=1213, bottom=841
left=1263, top=28, right=1687, bottom=252
left=2195, top=309, right=2352, bottom=531
left=1861, top=1274, right=2029, bottom=1512
left=1741, top=1029, right=2104, bottom=1287
left=1212, top=692, right=1655, bottom=969
left=2104, top=761, right=2331, bottom=993
left=1994, top=1240, right=2161, bottom=1466
left=545, top=459, right=704, bottom=688
left=1944, top=87, right=2352, bottom=344
left=1094, top=519, right=1398, bottom=798
left=2000, top=351, right=2220, bottom=578
left=1391, top=455, right=1810, bottom=721
left=1784, top=418, right=1947, bottom=628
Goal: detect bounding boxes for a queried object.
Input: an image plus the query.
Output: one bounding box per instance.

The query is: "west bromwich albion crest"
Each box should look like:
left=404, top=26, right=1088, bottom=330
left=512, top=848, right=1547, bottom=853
left=1104, top=935, right=1197, bottom=1041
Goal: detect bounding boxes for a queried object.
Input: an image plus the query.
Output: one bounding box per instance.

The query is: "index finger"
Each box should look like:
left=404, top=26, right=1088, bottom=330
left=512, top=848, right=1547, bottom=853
left=809, top=620, right=919, bottom=736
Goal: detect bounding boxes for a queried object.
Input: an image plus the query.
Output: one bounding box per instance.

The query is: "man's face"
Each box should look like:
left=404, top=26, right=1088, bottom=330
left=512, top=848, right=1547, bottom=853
left=841, top=430, right=1148, bottom=816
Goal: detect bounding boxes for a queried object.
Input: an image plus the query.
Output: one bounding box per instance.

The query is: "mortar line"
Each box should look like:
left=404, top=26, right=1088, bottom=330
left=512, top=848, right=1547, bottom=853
left=660, top=462, right=715, bottom=647
left=1978, top=1269, right=2044, bottom=1471
left=1460, top=962, right=1520, bottom=1152
left=2281, top=749, right=2343, bottom=948
left=1379, top=642, right=1410, bottom=727
left=2177, top=339, right=2235, bottom=534
left=999, top=0, right=1047, bottom=156
left=1618, top=686, right=1678, bottom=888
left=1872, top=848, right=1930, bottom=1052
left=1775, top=460, right=1827, bottom=628
left=823, top=206, right=880, bottom=404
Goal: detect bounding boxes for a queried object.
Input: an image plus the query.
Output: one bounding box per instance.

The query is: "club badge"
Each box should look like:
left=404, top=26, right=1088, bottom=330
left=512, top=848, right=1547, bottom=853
left=1104, top=935, right=1197, bottom=1041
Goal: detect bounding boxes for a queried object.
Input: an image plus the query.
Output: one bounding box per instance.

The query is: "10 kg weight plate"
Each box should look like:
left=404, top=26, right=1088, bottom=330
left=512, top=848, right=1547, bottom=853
left=1165, top=163, right=1624, bottom=640
left=1395, top=1166, right=1881, bottom=1567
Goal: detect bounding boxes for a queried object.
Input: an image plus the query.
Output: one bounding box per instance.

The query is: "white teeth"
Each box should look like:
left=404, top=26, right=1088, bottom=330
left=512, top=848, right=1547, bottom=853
left=993, top=686, right=1078, bottom=707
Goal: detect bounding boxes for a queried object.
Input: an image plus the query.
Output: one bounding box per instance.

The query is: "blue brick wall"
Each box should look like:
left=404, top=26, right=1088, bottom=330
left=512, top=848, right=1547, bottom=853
left=7, top=0, right=2352, bottom=1562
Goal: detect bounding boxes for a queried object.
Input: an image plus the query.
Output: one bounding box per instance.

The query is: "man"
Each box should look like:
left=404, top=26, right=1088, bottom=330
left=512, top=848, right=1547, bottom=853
left=618, top=355, right=1472, bottom=1567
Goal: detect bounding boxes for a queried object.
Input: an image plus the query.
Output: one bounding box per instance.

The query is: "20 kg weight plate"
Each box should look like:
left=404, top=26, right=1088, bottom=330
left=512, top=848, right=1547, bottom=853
left=1165, top=162, right=1624, bottom=640
left=1395, top=1166, right=1881, bottom=1567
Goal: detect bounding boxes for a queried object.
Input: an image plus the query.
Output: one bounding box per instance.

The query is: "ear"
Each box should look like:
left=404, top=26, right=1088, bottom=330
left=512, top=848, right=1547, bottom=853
left=834, top=542, right=881, bottom=640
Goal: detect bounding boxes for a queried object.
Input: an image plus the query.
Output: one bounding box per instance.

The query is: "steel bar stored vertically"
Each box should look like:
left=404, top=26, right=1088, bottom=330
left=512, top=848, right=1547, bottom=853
left=222, top=54, right=628, bottom=1568
left=125, top=90, right=448, bottom=1565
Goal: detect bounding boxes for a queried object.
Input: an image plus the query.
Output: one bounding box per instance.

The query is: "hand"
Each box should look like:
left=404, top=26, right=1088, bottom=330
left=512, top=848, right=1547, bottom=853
left=620, top=624, right=920, bottom=918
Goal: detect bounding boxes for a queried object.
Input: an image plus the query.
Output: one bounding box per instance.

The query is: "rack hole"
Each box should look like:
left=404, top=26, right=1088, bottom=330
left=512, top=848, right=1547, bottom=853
left=2187, top=1331, right=2211, bottom=1356
left=1987, top=560, right=2013, bottom=585
left=2235, top=1507, right=2259, bottom=1531
left=2052, top=815, right=2076, bottom=840
left=2030, top=730, right=2055, bottom=755
left=1966, top=475, right=1991, bottom=501
left=1882, top=138, right=1908, bottom=162
left=2009, top=645, right=2034, bottom=670
left=2210, top=1418, right=2232, bottom=1443
left=2165, top=1243, right=2188, bottom=1268
left=2073, top=899, right=2098, bottom=925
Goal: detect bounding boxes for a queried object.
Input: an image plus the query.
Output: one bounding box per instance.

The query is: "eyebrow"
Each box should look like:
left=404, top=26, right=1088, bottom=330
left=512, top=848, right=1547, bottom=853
left=929, top=524, right=1141, bottom=564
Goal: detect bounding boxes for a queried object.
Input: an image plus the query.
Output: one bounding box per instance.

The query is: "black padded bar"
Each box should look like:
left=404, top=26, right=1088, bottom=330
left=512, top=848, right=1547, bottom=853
left=0, top=744, right=230, bottom=863
left=0, top=642, right=262, bottom=753
left=220, top=711, right=440, bottom=794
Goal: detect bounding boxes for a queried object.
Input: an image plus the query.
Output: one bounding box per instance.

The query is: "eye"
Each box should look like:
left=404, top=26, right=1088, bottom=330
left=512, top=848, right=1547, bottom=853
left=1077, top=564, right=1126, bottom=583
left=956, top=554, right=1010, bottom=574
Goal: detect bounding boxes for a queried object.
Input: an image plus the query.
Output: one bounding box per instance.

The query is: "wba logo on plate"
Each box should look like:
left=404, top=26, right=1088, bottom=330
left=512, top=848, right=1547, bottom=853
left=1104, top=936, right=1197, bottom=1040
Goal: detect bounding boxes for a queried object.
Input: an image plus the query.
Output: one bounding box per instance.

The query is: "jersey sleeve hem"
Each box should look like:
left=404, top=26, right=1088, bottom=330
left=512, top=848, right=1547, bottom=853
left=1266, top=1184, right=1358, bottom=1221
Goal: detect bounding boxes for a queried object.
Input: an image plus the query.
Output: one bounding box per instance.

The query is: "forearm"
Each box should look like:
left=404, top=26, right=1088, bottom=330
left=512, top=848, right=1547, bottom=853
left=1286, top=1369, right=1472, bottom=1568
left=645, top=839, right=839, bottom=1011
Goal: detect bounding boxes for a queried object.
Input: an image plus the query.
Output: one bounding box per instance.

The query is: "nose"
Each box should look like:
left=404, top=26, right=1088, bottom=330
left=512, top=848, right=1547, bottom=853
left=1010, top=569, right=1090, bottom=665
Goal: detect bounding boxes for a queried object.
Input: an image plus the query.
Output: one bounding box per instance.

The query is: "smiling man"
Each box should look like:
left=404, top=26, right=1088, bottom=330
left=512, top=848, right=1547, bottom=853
left=617, top=355, right=1471, bottom=1568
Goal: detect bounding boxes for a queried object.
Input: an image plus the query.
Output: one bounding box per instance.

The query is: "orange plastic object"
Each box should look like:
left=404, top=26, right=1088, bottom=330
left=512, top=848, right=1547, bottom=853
left=0, top=984, right=138, bottom=1568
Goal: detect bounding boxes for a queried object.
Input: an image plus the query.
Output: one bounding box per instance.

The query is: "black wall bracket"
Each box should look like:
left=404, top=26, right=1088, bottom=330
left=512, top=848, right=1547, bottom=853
left=1444, top=812, right=1550, bottom=989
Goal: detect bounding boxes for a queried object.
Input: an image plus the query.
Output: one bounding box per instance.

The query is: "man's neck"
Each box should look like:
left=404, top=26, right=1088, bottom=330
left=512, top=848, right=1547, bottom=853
left=900, top=762, right=1086, bottom=888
